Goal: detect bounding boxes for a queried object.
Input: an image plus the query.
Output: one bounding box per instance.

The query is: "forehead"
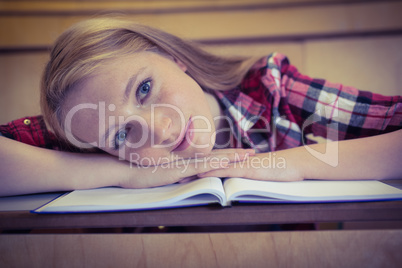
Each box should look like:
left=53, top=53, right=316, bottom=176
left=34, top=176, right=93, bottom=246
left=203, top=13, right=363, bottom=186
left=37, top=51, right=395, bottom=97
left=64, top=51, right=179, bottom=114
left=67, top=51, right=172, bottom=103
left=64, top=52, right=147, bottom=106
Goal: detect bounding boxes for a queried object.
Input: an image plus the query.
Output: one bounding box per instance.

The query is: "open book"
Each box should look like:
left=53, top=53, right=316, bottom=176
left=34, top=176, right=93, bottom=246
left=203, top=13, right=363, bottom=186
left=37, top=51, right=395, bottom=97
left=33, top=177, right=402, bottom=213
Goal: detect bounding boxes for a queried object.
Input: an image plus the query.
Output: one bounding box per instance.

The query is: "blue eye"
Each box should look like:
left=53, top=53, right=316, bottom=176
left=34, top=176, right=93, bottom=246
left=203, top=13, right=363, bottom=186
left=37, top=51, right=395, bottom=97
left=114, top=130, right=127, bottom=150
left=136, top=80, right=151, bottom=103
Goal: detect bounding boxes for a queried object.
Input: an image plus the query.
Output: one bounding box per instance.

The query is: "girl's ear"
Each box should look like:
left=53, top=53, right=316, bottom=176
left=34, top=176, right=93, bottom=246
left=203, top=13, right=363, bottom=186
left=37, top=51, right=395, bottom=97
left=173, top=58, right=187, bottom=72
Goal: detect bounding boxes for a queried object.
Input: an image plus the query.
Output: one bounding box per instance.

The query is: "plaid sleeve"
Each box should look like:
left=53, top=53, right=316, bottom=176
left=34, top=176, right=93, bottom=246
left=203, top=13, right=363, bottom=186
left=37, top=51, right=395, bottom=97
left=259, top=53, right=402, bottom=149
left=0, top=115, right=62, bottom=150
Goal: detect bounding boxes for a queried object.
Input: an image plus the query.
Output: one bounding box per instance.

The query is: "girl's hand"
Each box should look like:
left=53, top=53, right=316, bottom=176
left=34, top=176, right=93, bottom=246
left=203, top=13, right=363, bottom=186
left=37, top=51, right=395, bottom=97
left=198, top=152, right=304, bottom=182
left=119, top=148, right=255, bottom=188
left=200, top=130, right=402, bottom=183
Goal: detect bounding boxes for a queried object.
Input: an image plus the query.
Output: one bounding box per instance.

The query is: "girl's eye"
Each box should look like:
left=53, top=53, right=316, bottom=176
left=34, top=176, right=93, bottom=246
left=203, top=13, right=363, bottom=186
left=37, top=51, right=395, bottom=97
left=114, top=130, right=127, bottom=150
left=136, top=80, right=152, bottom=103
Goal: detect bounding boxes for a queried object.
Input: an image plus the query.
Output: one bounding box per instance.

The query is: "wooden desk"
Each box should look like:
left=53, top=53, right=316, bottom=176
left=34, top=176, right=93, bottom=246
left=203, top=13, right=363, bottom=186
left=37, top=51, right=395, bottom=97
left=0, top=230, right=401, bottom=267
left=1, top=197, right=402, bottom=231
left=1, top=179, right=401, bottom=231
left=1, top=181, right=401, bottom=267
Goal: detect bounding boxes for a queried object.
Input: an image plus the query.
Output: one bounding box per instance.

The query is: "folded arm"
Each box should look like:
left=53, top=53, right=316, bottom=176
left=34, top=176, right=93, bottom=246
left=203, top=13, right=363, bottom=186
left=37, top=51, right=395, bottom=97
left=0, top=137, right=251, bottom=197
left=200, top=130, right=402, bottom=181
left=0, top=136, right=124, bottom=196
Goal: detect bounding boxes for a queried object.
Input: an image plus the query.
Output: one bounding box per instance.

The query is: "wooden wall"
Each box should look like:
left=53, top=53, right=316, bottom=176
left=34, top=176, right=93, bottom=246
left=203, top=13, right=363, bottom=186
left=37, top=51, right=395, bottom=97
left=1, top=0, right=402, bottom=124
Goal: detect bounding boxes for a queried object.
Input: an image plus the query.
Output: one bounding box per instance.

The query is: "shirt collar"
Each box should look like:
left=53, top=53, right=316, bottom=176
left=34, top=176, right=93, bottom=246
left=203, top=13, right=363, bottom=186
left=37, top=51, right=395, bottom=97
left=214, top=88, right=266, bottom=138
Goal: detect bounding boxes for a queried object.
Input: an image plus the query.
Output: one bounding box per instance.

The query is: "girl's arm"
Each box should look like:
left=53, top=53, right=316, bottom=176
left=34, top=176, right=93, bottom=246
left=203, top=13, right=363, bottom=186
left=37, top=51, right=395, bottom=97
left=0, top=136, right=250, bottom=197
left=286, top=129, right=402, bottom=181
left=200, top=130, right=402, bottom=181
left=0, top=136, right=124, bottom=196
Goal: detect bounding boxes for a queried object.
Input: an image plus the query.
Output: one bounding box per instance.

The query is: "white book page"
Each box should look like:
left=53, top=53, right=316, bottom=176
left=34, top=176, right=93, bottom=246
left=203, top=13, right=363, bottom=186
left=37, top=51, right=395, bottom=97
left=37, top=177, right=225, bottom=212
left=224, top=178, right=402, bottom=202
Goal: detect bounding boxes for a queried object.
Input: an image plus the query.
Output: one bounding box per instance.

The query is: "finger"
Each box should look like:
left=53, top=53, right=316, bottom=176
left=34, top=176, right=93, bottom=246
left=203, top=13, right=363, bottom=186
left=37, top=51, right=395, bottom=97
left=158, top=156, right=231, bottom=181
left=178, top=175, right=198, bottom=184
left=198, top=163, right=252, bottom=178
left=134, top=152, right=251, bottom=188
left=177, top=152, right=255, bottom=176
left=210, top=148, right=256, bottom=156
left=198, top=169, right=238, bottom=179
left=135, top=156, right=228, bottom=187
left=155, top=149, right=255, bottom=167
left=196, top=151, right=253, bottom=164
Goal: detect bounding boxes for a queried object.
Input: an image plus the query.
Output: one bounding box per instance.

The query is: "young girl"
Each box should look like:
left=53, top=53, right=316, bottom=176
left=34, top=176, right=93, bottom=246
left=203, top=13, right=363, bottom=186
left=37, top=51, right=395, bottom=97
left=1, top=17, right=401, bottom=197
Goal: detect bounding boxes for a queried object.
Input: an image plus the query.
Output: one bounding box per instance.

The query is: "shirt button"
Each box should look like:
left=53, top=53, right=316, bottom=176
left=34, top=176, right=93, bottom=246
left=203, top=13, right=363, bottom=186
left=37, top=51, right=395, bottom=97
left=24, top=119, right=31, bottom=125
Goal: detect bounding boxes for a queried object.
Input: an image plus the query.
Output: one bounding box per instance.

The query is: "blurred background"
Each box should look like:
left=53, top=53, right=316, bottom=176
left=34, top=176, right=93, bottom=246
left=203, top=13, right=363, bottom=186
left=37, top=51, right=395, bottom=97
left=1, top=0, right=402, bottom=124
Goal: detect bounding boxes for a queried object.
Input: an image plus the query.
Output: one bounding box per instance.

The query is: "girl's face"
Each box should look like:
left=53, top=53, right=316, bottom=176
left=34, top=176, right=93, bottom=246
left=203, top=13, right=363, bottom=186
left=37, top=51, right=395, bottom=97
left=63, top=51, right=219, bottom=165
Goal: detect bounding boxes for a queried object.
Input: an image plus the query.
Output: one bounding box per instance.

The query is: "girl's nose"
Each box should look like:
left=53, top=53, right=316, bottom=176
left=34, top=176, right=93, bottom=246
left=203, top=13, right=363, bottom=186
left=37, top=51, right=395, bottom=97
left=151, top=114, right=173, bottom=146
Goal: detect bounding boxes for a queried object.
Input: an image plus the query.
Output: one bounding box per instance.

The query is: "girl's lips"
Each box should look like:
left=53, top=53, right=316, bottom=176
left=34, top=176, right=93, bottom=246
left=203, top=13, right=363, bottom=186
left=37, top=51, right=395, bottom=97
left=172, top=117, right=194, bottom=152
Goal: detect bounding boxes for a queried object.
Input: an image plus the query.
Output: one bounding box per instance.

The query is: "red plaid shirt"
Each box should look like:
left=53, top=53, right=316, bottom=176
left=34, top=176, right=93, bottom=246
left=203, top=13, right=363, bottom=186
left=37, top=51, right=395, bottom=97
left=215, top=53, right=402, bottom=153
left=1, top=53, right=401, bottom=152
left=0, top=116, right=66, bottom=150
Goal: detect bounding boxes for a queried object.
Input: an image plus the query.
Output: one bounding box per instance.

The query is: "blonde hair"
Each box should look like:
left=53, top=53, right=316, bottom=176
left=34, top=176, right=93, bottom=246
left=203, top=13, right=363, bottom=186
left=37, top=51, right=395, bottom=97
left=41, top=17, right=256, bottom=148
